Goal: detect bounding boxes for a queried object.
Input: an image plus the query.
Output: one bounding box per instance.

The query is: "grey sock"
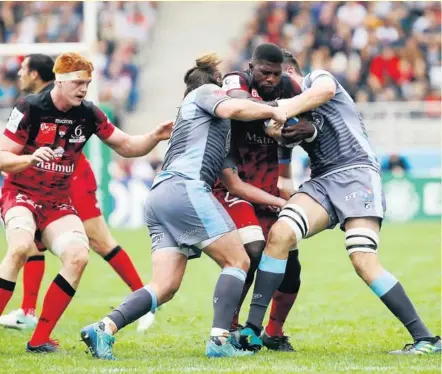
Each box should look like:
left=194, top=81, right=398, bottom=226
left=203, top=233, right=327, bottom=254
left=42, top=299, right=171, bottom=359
left=246, top=254, right=286, bottom=332
left=212, top=267, right=246, bottom=331
left=107, top=286, right=156, bottom=330
left=381, top=282, right=432, bottom=341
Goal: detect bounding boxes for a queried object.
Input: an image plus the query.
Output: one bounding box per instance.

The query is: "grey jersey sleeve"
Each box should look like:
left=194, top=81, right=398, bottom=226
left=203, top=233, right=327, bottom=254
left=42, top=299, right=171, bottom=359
left=195, top=84, right=231, bottom=117
left=221, top=149, right=237, bottom=171
left=302, top=70, right=338, bottom=92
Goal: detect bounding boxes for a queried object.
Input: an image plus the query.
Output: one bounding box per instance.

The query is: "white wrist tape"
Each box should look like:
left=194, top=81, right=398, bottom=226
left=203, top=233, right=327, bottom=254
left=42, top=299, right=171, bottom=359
left=304, top=125, right=318, bottom=143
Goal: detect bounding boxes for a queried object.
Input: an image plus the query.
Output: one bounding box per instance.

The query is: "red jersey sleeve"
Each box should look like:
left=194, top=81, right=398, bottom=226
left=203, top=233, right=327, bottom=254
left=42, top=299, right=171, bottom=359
left=93, top=105, right=116, bottom=140
left=3, top=98, right=31, bottom=145
left=222, top=74, right=249, bottom=95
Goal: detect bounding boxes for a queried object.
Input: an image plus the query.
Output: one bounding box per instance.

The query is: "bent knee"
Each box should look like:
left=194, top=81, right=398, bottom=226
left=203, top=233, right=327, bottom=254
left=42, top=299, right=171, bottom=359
left=224, top=247, right=250, bottom=273
left=277, top=204, right=309, bottom=245
left=7, top=239, right=34, bottom=265
left=350, top=252, right=382, bottom=280
left=52, top=230, right=89, bottom=257
left=266, top=221, right=297, bottom=258
left=63, top=248, right=89, bottom=273
left=154, top=281, right=181, bottom=304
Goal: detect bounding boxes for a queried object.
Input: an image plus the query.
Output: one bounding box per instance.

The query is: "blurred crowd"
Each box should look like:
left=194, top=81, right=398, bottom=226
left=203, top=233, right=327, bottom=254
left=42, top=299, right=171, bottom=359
left=0, top=1, right=157, bottom=127
left=226, top=1, right=441, bottom=104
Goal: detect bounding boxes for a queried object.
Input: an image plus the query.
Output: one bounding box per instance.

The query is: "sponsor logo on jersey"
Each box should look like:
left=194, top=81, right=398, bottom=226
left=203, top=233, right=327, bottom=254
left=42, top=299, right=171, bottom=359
left=69, top=125, right=86, bottom=143
left=245, top=131, right=275, bottom=145
left=222, top=75, right=241, bottom=91
left=251, top=89, right=261, bottom=99
left=35, top=161, right=75, bottom=174
left=6, top=108, right=24, bottom=133
left=311, top=111, right=325, bottom=130
left=36, top=123, right=57, bottom=145
left=55, top=118, right=73, bottom=124
left=58, top=125, right=68, bottom=137
left=53, top=146, right=65, bottom=159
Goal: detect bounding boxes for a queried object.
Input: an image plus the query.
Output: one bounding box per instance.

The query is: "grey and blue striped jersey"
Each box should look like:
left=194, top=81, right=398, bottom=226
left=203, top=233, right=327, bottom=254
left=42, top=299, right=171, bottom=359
left=153, top=84, right=231, bottom=189
left=300, top=70, right=380, bottom=178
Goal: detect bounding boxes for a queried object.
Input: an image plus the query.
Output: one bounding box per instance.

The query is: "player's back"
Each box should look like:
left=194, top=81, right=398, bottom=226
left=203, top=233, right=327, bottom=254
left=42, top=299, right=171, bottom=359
left=300, top=70, right=380, bottom=178
left=153, top=84, right=231, bottom=189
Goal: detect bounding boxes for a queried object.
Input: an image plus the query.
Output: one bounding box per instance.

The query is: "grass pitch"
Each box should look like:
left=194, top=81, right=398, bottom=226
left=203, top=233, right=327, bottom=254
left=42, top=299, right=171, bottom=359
left=0, top=222, right=440, bottom=373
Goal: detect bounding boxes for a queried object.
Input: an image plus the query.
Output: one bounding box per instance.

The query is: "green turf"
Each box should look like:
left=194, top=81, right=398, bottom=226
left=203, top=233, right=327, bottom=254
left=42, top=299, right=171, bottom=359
left=0, top=222, right=440, bottom=373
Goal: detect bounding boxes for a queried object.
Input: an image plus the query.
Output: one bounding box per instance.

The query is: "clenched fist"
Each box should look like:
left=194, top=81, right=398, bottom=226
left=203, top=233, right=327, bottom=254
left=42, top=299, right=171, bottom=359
left=29, top=147, right=56, bottom=165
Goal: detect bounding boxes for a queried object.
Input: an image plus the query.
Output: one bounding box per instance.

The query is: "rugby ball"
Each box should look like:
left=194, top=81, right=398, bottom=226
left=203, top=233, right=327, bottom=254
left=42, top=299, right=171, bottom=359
left=282, top=117, right=302, bottom=148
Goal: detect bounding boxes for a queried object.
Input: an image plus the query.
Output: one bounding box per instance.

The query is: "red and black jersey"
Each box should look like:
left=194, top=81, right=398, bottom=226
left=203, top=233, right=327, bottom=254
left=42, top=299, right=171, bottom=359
left=3, top=90, right=115, bottom=199
left=214, top=71, right=300, bottom=196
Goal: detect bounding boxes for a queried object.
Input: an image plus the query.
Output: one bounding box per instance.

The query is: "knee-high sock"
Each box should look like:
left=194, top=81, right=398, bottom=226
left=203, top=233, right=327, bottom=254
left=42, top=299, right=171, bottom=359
left=21, top=255, right=45, bottom=315
left=369, top=270, right=433, bottom=341
left=246, top=253, right=287, bottom=334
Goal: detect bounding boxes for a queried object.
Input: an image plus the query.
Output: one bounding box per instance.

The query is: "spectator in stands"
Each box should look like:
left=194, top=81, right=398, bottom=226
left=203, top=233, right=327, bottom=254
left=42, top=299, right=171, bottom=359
left=0, top=70, right=17, bottom=107
left=227, top=1, right=441, bottom=105
left=0, top=1, right=157, bottom=124
left=383, top=154, right=410, bottom=177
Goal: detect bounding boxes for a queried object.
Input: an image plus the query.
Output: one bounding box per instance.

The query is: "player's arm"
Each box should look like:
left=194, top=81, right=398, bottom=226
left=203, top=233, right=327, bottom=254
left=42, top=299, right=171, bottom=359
left=277, top=70, right=337, bottom=118
left=220, top=159, right=286, bottom=208
left=215, top=98, right=285, bottom=122
left=277, top=145, right=295, bottom=200
left=103, top=121, right=173, bottom=158
left=195, top=83, right=286, bottom=123
left=0, top=101, right=56, bottom=173
left=93, top=104, right=173, bottom=158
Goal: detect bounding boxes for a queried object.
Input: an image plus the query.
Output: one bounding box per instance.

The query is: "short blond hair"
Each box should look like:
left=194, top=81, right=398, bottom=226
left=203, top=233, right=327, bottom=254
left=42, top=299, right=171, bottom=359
left=53, top=52, right=94, bottom=75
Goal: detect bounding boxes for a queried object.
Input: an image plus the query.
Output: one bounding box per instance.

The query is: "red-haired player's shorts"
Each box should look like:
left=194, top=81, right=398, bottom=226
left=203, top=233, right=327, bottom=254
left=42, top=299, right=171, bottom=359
left=0, top=189, right=78, bottom=233
left=70, top=155, right=102, bottom=222
left=214, top=190, right=278, bottom=244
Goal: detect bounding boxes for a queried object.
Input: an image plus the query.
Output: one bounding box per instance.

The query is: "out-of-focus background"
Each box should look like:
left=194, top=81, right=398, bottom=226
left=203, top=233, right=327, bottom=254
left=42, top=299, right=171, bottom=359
left=0, top=1, right=440, bottom=228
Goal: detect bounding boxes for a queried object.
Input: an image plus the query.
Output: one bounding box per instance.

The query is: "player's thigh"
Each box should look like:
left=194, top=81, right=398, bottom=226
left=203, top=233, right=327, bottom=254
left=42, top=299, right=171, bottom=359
left=71, top=186, right=102, bottom=223
left=41, top=214, right=89, bottom=260
left=1, top=190, right=38, bottom=243
left=83, top=215, right=118, bottom=255
left=149, top=249, right=188, bottom=303
left=257, top=213, right=278, bottom=241
left=283, top=190, right=331, bottom=239
left=203, top=230, right=249, bottom=271
left=3, top=206, right=37, bottom=254
left=220, top=192, right=265, bottom=245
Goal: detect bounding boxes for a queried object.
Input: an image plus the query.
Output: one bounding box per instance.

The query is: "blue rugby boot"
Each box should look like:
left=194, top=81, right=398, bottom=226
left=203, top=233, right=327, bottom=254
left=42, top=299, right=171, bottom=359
left=230, top=325, right=263, bottom=352
left=80, top=322, right=116, bottom=360
left=205, top=335, right=254, bottom=358
left=389, top=336, right=441, bottom=355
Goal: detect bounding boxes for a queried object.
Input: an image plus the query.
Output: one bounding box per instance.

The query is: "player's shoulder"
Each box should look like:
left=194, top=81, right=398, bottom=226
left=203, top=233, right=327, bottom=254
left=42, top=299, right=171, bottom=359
left=194, top=83, right=226, bottom=99
left=304, top=69, right=336, bottom=83
left=80, top=98, right=95, bottom=111
left=280, top=73, right=302, bottom=97
left=302, top=69, right=337, bottom=91
left=79, top=99, right=103, bottom=119
left=20, top=90, right=51, bottom=110
left=223, top=70, right=251, bottom=89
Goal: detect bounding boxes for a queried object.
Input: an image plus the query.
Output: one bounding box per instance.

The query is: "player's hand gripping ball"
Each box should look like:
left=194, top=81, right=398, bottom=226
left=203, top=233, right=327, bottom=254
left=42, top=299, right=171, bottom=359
left=265, top=117, right=302, bottom=148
